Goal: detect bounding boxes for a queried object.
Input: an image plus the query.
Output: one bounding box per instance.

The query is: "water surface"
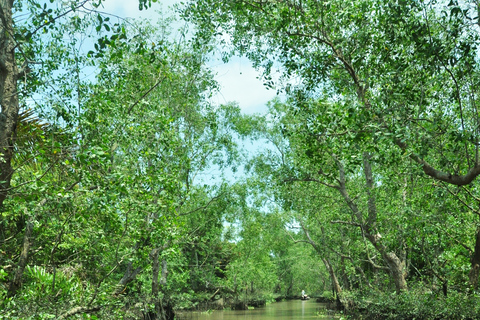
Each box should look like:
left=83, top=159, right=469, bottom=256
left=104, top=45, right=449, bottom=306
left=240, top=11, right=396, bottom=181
left=176, top=300, right=336, bottom=320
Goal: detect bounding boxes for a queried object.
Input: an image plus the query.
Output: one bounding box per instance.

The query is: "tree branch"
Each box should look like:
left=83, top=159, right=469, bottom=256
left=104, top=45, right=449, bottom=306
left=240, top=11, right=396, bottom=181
left=285, top=229, right=312, bottom=245
left=57, top=306, right=101, bottom=320
left=396, top=138, right=480, bottom=185
left=283, top=176, right=339, bottom=189
left=330, top=220, right=361, bottom=227
left=444, top=230, right=473, bottom=254
left=12, top=0, right=91, bottom=51
left=442, top=182, right=478, bottom=215
left=177, top=193, right=225, bottom=216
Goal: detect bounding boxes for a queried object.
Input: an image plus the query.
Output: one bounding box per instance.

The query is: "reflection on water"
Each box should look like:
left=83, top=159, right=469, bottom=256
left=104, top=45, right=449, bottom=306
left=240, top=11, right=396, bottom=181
left=176, top=300, right=336, bottom=320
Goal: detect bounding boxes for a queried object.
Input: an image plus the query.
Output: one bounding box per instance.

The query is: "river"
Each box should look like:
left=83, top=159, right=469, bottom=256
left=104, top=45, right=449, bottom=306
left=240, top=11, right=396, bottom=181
left=175, top=300, right=338, bottom=320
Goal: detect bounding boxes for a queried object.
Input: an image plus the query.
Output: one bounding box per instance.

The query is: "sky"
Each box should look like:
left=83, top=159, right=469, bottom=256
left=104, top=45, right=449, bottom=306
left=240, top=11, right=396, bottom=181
left=100, top=0, right=277, bottom=115
left=97, top=0, right=280, bottom=187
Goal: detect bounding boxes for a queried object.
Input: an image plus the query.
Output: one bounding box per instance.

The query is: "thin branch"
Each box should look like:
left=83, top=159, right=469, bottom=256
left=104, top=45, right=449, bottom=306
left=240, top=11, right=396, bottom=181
left=462, top=185, right=480, bottom=203
left=440, top=60, right=470, bottom=167
left=444, top=230, right=473, bottom=254
left=330, top=220, right=362, bottom=227
left=283, top=176, right=339, bottom=189
left=285, top=229, right=311, bottom=245
left=0, top=235, right=14, bottom=243
left=126, top=75, right=167, bottom=115
left=360, top=258, right=389, bottom=271
left=177, top=193, right=225, bottom=216
left=13, top=0, right=91, bottom=51
left=442, top=182, right=479, bottom=215
left=2, top=159, right=58, bottom=191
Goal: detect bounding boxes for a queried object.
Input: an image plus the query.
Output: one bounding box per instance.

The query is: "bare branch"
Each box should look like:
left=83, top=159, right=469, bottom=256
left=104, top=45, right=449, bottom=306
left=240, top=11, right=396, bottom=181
left=360, top=258, right=389, bottom=271
left=126, top=75, right=167, bottom=115
left=285, top=229, right=311, bottom=245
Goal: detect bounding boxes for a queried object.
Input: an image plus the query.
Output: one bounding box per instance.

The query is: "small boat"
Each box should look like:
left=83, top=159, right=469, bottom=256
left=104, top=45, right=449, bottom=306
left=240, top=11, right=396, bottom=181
left=301, top=295, right=310, bottom=300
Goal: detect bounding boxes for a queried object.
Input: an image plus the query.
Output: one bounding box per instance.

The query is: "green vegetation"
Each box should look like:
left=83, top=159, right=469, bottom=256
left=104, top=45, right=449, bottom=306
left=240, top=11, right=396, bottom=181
left=3, top=0, right=480, bottom=319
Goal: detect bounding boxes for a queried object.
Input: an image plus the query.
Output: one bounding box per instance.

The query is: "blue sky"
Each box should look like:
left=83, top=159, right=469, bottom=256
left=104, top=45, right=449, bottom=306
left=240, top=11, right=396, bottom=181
left=100, top=0, right=277, bottom=115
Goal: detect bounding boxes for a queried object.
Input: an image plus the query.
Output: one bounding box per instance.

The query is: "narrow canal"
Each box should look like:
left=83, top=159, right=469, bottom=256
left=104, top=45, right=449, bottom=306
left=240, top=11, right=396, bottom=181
left=175, top=300, right=337, bottom=320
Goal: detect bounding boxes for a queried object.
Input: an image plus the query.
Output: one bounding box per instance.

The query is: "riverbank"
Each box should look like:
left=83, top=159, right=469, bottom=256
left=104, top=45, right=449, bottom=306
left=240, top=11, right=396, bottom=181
left=339, top=290, right=480, bottom=320
left=174, top=292, right=333, bottom=313
left=173, top=292, right=274, bottom=312
left=172, top=288, right=480, bottom=320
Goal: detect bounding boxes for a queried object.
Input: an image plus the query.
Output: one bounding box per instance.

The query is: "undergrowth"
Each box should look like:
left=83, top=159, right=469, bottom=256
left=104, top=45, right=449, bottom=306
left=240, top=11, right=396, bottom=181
left=346, top=289, right=480, bottom=320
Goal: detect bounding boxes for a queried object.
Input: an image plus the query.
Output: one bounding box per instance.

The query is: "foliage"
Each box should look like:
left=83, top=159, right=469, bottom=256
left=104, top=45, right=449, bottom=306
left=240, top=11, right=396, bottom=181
left=351, top=289, right=480, bottom=320
left=5, top=0, right=480, bottom=319
left=1, top=2, right=242, bottom=318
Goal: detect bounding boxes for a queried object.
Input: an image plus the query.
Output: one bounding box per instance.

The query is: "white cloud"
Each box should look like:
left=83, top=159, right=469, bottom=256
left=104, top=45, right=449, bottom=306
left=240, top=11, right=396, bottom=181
left=210, top=56, right=277, bottom=114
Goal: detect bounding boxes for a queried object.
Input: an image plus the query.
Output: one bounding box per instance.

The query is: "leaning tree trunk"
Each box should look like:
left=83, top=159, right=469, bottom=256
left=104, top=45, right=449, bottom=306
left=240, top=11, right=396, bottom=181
left=362, top=153, right=408, bottom=293
left=297, top=222, right=347, bottom=308
left=322, top=258, right=342, bottom=297
left=322, top=257, right=349, bottom=310
left=0, top=0, right=20, bottom=209
left=334, top=153, right=408, bottom=293
left=113, top=261, right=142, bottom=295
left=380, top=249, right=408, bottom=293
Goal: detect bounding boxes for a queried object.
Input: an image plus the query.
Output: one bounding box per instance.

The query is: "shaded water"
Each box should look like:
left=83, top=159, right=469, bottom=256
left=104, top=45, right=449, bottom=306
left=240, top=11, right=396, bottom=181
left=175, top=300, right=337, bottom=320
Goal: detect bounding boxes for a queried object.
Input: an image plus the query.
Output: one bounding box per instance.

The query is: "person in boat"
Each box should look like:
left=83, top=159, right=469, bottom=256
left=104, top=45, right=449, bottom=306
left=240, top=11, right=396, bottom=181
left=301, top=290, right=310, bottom=300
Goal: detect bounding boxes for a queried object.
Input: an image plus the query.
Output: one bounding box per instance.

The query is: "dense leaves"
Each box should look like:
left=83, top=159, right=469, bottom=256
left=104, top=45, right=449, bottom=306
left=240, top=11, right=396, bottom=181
left=4, top=0, right=480, bottom=319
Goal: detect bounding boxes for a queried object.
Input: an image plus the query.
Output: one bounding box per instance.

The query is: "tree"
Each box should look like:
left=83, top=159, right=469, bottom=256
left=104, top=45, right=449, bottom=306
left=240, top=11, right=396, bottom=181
left=0, top=8, right=242, bottom=318
left=1, top=0, right=138, bottom=305
left=183, top=0, right=480, bottom=290
left=0, top=0, right=20, bottom=207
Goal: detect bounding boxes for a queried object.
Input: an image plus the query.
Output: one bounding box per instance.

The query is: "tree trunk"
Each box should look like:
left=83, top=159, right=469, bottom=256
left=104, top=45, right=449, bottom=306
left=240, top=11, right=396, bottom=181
left=0, top=0, right=21, bottom=209
left=298, top=220, right=346, bottom=306
left=469, top=226, right=480, bottom=290
left=149, top=247, right=173, bottom=320
left=7, top=215, right=33, bottom=297
left=161, top=258, right=167, bottom=286
left=363, top=154, right=408, bottom=293
left=335, top=153, right=408, bottom=293
left=150, top=248, right=162, bottom=320
left=340, top=256, right=350, bottom=290
left=322, top=257, right=346, bottom=309
left=113, top=261, right=142, bottom=295
left=382, top=251, right=408, bottom=294
left=322, top=258, right=342, bottom=296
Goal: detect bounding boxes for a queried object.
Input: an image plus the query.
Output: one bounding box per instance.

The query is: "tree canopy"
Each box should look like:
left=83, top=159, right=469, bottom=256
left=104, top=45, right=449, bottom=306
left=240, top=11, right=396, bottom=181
left=3, top=0, right=480, bottom=319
